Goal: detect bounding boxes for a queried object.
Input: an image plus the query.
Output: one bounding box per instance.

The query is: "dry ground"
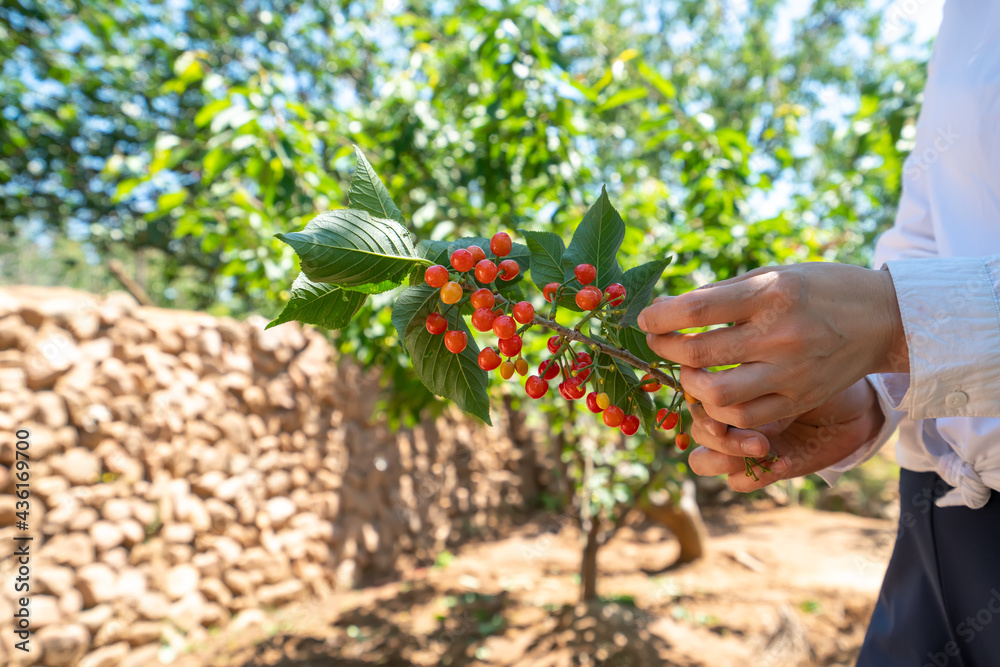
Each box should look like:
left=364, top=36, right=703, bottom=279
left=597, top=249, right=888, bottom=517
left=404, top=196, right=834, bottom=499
left=173, top=503, right=896, bottom=667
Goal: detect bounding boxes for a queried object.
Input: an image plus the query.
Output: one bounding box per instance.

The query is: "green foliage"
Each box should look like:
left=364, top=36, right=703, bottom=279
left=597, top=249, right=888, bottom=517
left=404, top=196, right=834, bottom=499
left=266, top=273, right=367, bottom=330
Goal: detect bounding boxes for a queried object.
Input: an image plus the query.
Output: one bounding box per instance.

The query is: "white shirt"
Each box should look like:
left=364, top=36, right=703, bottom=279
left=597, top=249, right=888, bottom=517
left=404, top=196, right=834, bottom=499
left=823, top=0, right=1000, bottom=509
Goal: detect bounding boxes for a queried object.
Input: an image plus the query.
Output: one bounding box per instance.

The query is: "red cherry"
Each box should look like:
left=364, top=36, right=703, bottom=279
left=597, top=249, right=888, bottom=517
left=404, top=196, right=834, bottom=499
left=574, top=263, right=596, bottom=285
left=444, top=330, right=467, bottom=354
left=471, top=308, right=496, bottom=332
left=575, top=285, right=602, bottom=311
left=469, top=245, right=487, bottom=264
left=450, top=248, right=475, bottom=272
left=470, top=288, right=495, bottom=310
left=424, top=265, right=449, bottom=288
left=563, top=377, right=585, bottom=400
left=493, top=315, right=516, bottom=340
left=620, top=414, right=640, bottom=436
left=512, top=301, right=535, bottom=324
left=574, top=352, right=593, bottom=367
left=586, top=392, right=603, bottom=413
left=539, top=359, right=560, bottom=381
left=547, top=336, right=561, bottom=354
left=604, top=283, right=626, bottom=306
left=478, top=348, right=501, bottom=371
left=657, top=409, right=679, bottom=430
left=603, top=405, right=625, bottom=427
left=475, top=259, right=498, bottom=283
left=640, top=373, right=662, bottom=392
left=543, top=282, right=560, bottom=303
left=498, top=259, right=519, bottom=281
left=425, top=312, right=447, bottom=335
left=498, top=334, right=522, bottom=358
left=525, top=375, right=548, bottom=399
left=490, top=232, right=512, bottom=257
left=676, top=433, right=691, bottom=451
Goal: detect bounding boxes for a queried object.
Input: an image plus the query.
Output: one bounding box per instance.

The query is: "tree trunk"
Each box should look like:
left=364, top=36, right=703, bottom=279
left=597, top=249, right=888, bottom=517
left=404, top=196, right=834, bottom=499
left=640, top=479, right=708, bottom=564
left=580, top=517, right=601, bottom=601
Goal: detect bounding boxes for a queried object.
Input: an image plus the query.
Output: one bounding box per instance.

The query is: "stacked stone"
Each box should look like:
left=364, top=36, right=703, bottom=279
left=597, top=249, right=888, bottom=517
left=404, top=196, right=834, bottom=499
left=0, top=286, right=532, bottom=666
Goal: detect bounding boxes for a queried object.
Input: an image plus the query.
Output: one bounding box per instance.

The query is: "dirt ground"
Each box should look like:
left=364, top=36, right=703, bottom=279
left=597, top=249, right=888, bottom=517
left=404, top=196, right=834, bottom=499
left=174, top=502, right=897, bottom=667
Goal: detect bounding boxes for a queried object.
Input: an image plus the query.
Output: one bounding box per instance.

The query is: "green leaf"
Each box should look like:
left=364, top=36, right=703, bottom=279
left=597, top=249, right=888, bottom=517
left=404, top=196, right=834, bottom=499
left=391, top=284, right=492, bottom=424
left=637, top=62, right=676, bottom=100
left=595, top=87, right=647, bottom=113
left=564, top=186, right=625, bottom=289
left=620, top=326, right=657, bottom=364
left=520, top=230, right=566, bottom=291
left=267, top=273, right=367, bottom=330
left=348, top=146, right=403, bottom=223
left=620, top=258, right=670, bottom=326
left=598, top=355, right=656, bottom=435
left=276, top=209, right=426, bottom=294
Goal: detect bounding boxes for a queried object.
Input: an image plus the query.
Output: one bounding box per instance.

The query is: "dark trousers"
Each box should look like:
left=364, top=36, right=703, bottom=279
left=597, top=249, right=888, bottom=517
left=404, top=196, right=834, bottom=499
left=857, top=469, right=1000, bottom=667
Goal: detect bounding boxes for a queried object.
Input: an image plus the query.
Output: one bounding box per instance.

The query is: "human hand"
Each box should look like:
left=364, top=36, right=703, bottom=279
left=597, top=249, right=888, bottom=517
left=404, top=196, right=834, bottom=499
left=637, top=263, right=907, bottom=429
left=686, top=378, right=883, bottom=491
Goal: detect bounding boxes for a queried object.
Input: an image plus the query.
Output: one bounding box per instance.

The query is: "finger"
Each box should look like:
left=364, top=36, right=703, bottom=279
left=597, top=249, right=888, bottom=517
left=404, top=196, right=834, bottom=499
left=637, top=281, right=758, bottom=334
left=688, top=446, right=746, bottom=477
left=689, top=409, right=770, bottom=458
left=688, top=401, right=728, bottom=438
left=646, top=325, right=760, bottom=368
left=700, top=393, right=801, bottom=430
left=680, top=363, right=777, bottom=408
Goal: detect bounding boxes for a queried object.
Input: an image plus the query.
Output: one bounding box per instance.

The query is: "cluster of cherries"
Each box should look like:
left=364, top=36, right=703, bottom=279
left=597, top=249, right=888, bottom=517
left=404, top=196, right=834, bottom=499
left=421, top=231, right=689, bottom=447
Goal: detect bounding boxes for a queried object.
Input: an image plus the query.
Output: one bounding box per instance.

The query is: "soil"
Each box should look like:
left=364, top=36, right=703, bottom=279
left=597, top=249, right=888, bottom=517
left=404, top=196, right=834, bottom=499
left=174, top=504, right=896, bottom=667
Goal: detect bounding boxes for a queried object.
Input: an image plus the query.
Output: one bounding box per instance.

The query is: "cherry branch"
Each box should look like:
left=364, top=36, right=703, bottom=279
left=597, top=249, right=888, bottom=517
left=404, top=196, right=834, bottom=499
left=530, top=314, right=681, bottom=392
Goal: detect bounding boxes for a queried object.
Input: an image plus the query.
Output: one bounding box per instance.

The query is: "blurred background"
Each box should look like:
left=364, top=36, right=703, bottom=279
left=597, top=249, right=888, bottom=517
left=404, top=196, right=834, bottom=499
left=0, top=0, right=940, bottom=665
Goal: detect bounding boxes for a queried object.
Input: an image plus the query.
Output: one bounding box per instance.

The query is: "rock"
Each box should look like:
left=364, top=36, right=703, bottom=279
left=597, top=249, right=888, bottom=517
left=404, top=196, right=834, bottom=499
left=162, top=523, right=195, bottom=544
left=167, top=592, right=208, bottom=632
left=36, top=566, right=75, bottom=597
left=89, top=521, right=123, bottom=552
left=49, top=448, right=100, bottom=486
left=31, top=595, right=62, bottom=629
left=75, top=604, right=114, bottom=633
left=117, top=520, right=145, bottom=547
left=135, top=592, right=169, bottom=621
left=33, top=392, right=68, bottom=428
left=75, top=563, right=117, bottom=608
left=40, top=533, right=94, bottom=568
left=264, top=497, right=296, bottom=529
left=25, top=326, right=77, bottom=390
left=36, top=623, right=90, bottom=666
left=0, top=495, right=16, bottom=526
left=164, top=564, right=199, bottom=600
left=229, top=608, right=269, bottom=633
left=198, top=577, right=233, bottom=607
left=58, top=589, right=84, bottom=617
left=68, top=507, right=99, bottom=532
left=123, top=622, right=162, bottom=647
left=256, top=579, right=306, bottom=607
left=78, top=641, right=130, bottom=667
left=118, top=642, right=160, bottom=667
left=99, top=499, right=131, bottom=523
left=115, top=568, right=147, bottom=603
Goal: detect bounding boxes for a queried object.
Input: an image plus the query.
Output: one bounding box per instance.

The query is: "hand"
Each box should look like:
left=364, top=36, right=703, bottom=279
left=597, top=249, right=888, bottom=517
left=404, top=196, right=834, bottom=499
left=637, top=263, right=907, bottom=429
left=687, top=378, right=883, bottom=491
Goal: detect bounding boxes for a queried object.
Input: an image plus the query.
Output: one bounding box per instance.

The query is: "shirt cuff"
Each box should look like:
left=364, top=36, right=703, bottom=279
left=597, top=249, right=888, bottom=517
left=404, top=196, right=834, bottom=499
left=882, top=256, right=1000, bottom=420
left=816, top=375, right=902, bottom=486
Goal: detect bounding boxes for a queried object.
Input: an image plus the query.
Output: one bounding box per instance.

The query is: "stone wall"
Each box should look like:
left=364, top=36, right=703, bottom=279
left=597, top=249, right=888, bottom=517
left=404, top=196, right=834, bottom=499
left=0, top=286, right=539, bottom=666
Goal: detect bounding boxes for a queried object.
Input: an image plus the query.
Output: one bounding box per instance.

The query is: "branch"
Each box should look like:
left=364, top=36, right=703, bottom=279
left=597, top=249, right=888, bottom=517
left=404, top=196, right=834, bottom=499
left=530, top=314, right=681, bottom=393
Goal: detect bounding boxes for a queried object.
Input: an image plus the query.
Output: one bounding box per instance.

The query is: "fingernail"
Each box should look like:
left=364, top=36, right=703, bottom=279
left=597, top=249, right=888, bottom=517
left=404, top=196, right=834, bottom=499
left=638, top=312, right=648, bottom=332
left=741, top=437, right=764, bottom=457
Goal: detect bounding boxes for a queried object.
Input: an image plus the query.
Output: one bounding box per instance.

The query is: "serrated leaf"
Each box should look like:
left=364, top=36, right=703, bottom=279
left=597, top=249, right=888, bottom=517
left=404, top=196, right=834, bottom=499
left=598, top=355, right=656, bottom=435
left=520, top=230, right=566, bottom=290
left=620, top=258, right=670, bottom=326
left=276, top=209, right=426, bottom=293
left=564, top=187, right=625, bottom=289
left=267, top=272, right=367, bottom=330
left=348, top=146, right=402, bottom=223
left=620, top=326, right=657, bottom=364
left=392, top=285, right=491, bottom=424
